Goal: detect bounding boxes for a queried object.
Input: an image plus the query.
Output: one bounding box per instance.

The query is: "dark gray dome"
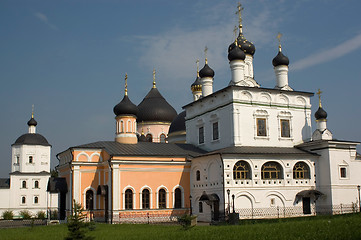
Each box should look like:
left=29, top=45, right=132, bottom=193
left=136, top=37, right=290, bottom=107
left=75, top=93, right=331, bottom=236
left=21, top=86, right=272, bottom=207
left=113, top=95, right=138, bottom=117
left=315, top=107, right=327, bottom=120
left=199, top=63, right=215, bottom=78
left=228, top=44, right=245, bottom=61
left=228, top=32, right=255, bottom=56
left=272, top=51, right=289, bottom=67
left=27, top=117, right=37, bottom=126
left=137, top=88, right=177, bottom=123
left=13, top=133, right=51, bottom=146
left=168, top=111, right=186, bottom=134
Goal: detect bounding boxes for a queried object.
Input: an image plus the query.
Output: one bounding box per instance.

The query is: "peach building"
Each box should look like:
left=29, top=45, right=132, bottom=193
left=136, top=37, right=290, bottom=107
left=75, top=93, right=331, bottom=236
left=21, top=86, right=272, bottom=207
left=56, top=75, right=202, bottom=222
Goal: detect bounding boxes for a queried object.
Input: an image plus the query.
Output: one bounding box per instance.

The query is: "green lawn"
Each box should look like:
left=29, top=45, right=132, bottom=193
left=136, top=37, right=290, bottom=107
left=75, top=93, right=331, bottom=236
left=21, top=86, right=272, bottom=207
left=1, top=213, right=361, bottom=240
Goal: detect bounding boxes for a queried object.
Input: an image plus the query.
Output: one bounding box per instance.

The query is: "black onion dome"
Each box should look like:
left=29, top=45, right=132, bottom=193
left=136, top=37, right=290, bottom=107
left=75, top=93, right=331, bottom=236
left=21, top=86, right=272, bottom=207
left=272, top=51, right=289, bottom=67
left=168, top=111, right=186, bottom=134
left=228, top=32, right=255, bottom=56
left=228, top=44, right=246, bottom=61
left=137, top=88, right=177, bottom=123
left=27, top=117, right=37, bottom=126
left=315, top=107, right=327, bottom=120
left=113, top=95, right=138, bottom=116
left=199, top=63, right=215, bottom=78
left=13, top=133, right=51, bottom=146
left=191, top=76, right=202, bottom=91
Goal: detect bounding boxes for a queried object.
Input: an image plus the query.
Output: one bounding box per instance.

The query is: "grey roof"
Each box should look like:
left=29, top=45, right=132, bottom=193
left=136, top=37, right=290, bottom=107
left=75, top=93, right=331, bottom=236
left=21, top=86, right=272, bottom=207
left=205, top=146, right=318, bottom=156
left=0, top=178, right=10, bottom=189
left=71, top=141, right=207, bottom=158
left=12, top=133, right=51, bottom=147
left=47, top=177, right=68, bottom=193
left=10, top=171, right=50, bottom=176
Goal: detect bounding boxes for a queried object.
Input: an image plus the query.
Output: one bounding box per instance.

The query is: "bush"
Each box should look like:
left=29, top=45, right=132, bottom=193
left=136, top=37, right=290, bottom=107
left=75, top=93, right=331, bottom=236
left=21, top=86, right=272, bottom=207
left=2, top=210, right=14, bottom=220
left=19, top=210, right=32, bottom=219
left=65, top=200, right=94, bottom=240
left=36, top=211, right=46, bottom=220
left=178, top=214, right=197, bottom=230
left=50, top=210, right=58, bottom=220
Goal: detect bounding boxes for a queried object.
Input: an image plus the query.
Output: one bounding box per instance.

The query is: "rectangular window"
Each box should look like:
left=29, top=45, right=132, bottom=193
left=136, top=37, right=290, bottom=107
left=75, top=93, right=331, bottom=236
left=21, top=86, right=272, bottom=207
left=340, top=167, right=347, bottom=178
left=281, top=119, right=290, bottom=138
left=198, top=127, right=204, bottom=144
left=212, top=122, right=219, bottom=140
left=199, top=202, right=203, bottom=213
left=29, top=156, right=33, bottom=164
left=257, top=118, right=267, bottom=136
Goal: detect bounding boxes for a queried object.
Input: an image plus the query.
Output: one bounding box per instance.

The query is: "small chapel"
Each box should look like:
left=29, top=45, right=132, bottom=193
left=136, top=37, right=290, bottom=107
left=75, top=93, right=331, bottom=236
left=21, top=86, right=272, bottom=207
left=55, top=3, right=361, bottom=223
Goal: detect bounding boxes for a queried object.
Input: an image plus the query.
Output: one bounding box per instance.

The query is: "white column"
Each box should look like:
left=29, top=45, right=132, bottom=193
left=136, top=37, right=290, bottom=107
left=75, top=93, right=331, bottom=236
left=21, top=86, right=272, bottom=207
left=274, top=65, right=289, bottom=88
left=230, top=60, right=245, bottom=85
left=201, top=77, right=213, bottom=97
left=316, top=119, right=327, bottom=132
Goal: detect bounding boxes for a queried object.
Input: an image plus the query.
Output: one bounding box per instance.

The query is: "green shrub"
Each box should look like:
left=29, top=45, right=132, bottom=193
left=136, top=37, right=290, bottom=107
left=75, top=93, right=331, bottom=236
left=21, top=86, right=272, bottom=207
left=19, top=210, right=32, bottom=219
left=2, top=210, right=14, bottom=220
left=50, top=210, right=58, bottom=220
left=177, top=214, right=197, bottom=230
left=36, top=211, right=46, bottom=219
left=65, top=200, right=94, bottom=240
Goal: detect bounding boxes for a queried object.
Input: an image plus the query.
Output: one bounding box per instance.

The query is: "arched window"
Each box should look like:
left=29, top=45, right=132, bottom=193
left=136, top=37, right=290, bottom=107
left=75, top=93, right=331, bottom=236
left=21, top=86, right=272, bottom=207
left=22, top=181, right=27, bottom=189
left=142, top=189, right=150, bottom=209
left=174, top=188, right=182, bottom=209
left=34, top=196, right=38, bottom=204
left=196, top=170, right=200, bottom=181
left=127, top=120, right=132, bottom=132
left=34, top=180, right=39, bottom=189
left=233, top=161, right=252, bottom=179
left=120, top=120, right=124, bottom=133
left=125, top=189, right=133, bottom=210
left=293, top=162, right=310, bottom=179
left=146, top=134, right=152, bottom=142
left=261, top=162, right=283, bottom=179
left=22, top=196, right=26, bottom=204
left=85, top=189, right=94, bottom=210
left=158, top=189, right=166, bottom=209
left=160, top=134, right=166, bottom=143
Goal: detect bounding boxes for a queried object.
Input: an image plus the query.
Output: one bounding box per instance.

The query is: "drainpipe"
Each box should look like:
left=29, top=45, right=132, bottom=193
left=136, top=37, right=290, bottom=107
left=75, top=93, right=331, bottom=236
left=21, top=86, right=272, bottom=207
left=107, top=159, right=113, bottom=224
left=219, top=153, right=226, bottom=220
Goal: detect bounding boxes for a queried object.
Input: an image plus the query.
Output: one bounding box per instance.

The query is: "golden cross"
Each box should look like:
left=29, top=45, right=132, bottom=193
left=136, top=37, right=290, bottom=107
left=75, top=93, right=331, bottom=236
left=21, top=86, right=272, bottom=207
left=204, top=46, right=208, bottom=64
left=316, top=89, right=322, bottom=107
left=152, top=68, right=156, bottom=88
left=31, top=104, right=34, bottom=118
left=124, top=73, right=128, bottom=95
left=236, top=2, right=244, bottom=24
left=277, top=32, right=282, bottom=51
left=233, top=25, right=238, bottom=39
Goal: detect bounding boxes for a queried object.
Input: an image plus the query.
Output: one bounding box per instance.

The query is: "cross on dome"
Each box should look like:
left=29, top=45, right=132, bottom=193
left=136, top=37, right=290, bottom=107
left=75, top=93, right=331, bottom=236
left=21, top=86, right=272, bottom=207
left=277, top=32, right=283, bottom=51
left=153, top=68, right=156, bottom=88
left=317, top=89, right=323, bottom=108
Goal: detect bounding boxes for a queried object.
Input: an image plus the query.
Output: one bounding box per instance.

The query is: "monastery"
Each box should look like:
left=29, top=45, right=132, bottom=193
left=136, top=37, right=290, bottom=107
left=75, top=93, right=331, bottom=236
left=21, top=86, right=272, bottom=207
left=1, top=3, right=360, bottom=223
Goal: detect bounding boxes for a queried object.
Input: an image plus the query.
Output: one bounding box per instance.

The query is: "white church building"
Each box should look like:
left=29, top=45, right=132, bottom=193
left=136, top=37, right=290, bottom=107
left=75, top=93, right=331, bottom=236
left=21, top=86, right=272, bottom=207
left=0, top=114, right=59, bottom=218
left=179, top=7, right=361, bottom=222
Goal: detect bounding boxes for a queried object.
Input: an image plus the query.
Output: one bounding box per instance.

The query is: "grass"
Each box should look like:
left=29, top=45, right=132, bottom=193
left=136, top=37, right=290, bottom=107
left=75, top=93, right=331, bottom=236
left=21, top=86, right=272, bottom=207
left=1, top=213, right=361, bottom=240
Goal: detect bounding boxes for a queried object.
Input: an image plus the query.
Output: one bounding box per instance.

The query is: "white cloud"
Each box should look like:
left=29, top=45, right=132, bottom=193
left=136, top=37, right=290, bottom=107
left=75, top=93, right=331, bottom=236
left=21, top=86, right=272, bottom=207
left=34, top=12, right=58, bottom=30
left=292, top=33, right=361, bottom=71
left=134, top=4, right=281, bottom=89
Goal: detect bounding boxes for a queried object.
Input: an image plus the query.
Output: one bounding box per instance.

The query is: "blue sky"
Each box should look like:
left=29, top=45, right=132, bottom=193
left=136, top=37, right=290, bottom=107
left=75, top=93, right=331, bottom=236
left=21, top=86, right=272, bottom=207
left=0, top=0, right=360, bottom=177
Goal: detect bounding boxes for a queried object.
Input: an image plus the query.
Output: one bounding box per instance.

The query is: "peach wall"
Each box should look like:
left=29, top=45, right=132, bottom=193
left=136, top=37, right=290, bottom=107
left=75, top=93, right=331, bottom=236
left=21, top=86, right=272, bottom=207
left=137, top=122, right=171, bottom=142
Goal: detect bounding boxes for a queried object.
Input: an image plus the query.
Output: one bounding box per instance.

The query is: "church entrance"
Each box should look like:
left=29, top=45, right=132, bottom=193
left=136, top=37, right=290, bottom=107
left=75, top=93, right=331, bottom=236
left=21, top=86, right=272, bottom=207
left=97, top=185, right=109, bottom=222
left=302, top=197, right=311, bottom=214
left=213, top=200, right=220, bottom=221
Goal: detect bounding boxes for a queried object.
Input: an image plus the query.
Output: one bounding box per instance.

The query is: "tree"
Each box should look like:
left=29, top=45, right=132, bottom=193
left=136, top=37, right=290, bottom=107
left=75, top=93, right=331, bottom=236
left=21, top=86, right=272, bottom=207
left=65, top=200, right=94, bottom=240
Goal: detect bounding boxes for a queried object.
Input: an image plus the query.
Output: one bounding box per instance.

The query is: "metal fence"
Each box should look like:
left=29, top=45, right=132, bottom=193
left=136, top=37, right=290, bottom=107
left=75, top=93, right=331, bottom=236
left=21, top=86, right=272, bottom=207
left=0, top=219, right=48, bottom=228
left=234, top=203, right=359, bottom=219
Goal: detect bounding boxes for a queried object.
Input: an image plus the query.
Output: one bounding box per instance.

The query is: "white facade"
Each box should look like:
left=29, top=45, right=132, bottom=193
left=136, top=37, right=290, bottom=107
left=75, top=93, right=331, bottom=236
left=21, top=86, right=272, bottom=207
left=0, top=119, right=58, bottom=218
left=184, top=25, right=360, bottom=222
